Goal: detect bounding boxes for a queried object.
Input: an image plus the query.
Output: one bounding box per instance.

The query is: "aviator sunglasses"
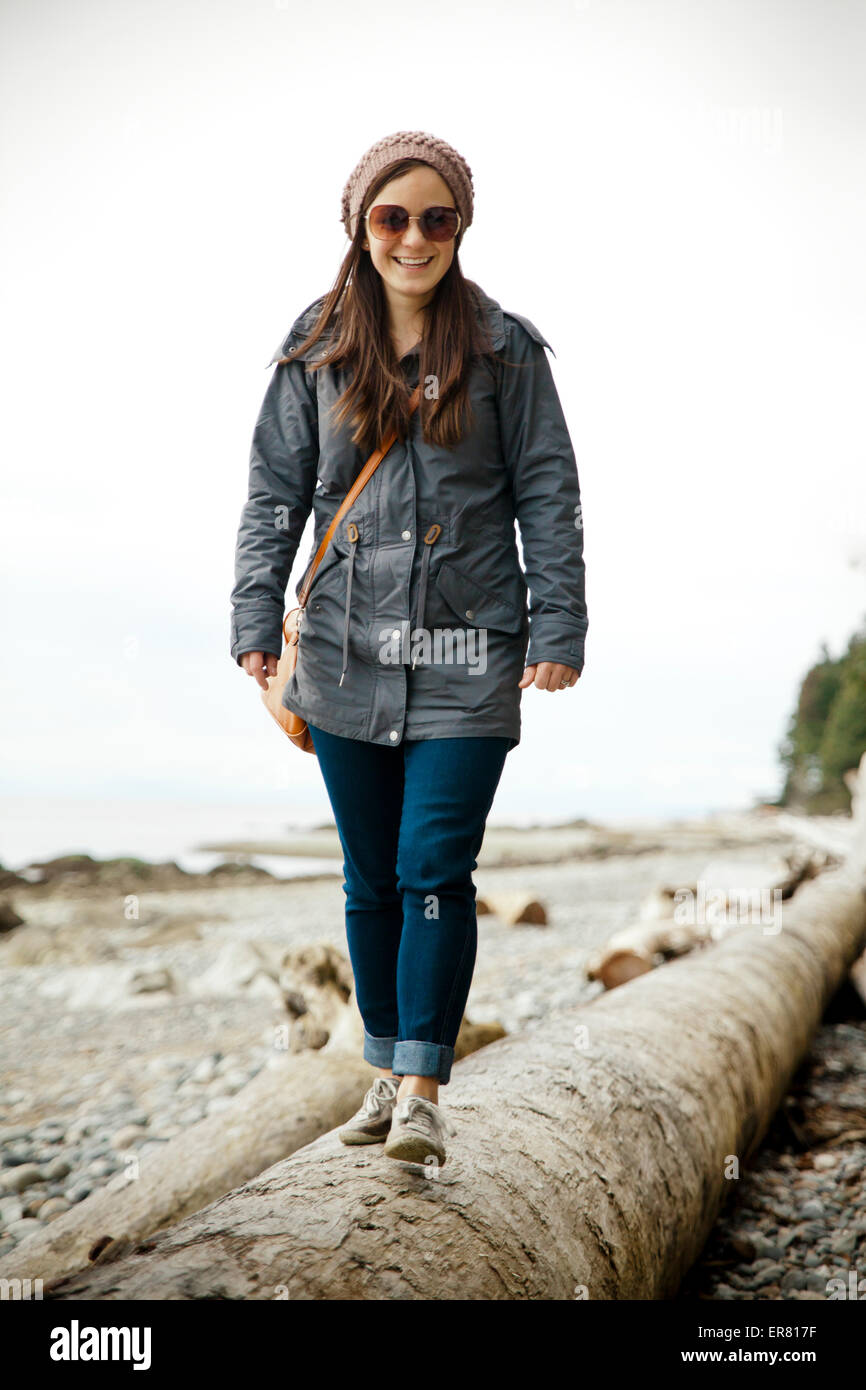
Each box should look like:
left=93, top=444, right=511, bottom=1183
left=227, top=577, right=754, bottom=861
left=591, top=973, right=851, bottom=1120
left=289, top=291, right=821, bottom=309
left=364, top=204, right=462, bottom=244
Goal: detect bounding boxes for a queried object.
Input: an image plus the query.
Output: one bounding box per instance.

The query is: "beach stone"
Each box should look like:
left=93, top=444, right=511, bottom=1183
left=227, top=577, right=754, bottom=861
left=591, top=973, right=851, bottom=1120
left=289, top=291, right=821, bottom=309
left=800, top=1199, right=825, bottom=1219
left=0, top=1191, right=24, bottom=1217
left=111, top=1124, right=148, bottom=1150
left=22, top=1194, right=50, bottom=1216
left=66, top=1114, right=105, bottom=1142
left=38, top=1197, right=71, bottom=1221
left=175, top=1107, right=206, bottom=1126
left=812, top=1152, right=839, bottom=1171
left=0, top=1126, right=32, bottom=1144
left=830, top=1231, right=857, bottom=1256
left=2, top=1217, right=41, bottom=1240
left=1, top=1148, right=36, bottom=1167
left=43, top=1157, right=71, bottom=1180
left=752, top=1237, right=784, bottom=1260
left=0, top=1164, right=44, bottom=1194
left=750, top=1262, right=787, bottom=1287
left=794, top=1221, right=824, bottom=1241
left=191, top=1055, right=219, bottom=1084
left=218, top=1070, right=250, bottom=1096
left=87, top=1157, right=118, bottom=1178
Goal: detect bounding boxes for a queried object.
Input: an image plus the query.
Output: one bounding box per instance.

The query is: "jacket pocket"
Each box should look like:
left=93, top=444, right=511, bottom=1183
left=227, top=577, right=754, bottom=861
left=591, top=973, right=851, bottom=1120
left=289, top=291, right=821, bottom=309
left=435, top=560, right=525, bottom=635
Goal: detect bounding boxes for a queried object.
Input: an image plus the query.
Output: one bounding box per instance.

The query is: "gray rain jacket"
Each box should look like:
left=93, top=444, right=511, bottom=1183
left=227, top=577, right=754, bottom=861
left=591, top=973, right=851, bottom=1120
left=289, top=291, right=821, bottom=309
left=230, top=283, right=587, bottom=749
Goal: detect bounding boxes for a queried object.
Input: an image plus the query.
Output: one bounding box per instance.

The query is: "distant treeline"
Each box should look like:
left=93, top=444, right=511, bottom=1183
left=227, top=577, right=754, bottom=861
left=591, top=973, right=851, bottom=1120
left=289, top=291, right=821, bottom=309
left=777, top=620, right=866, bottom=812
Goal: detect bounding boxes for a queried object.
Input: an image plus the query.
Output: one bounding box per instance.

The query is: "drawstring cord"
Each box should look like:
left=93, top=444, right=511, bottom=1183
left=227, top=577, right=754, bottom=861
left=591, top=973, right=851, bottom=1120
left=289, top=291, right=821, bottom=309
left=412, top=524, right=442, bottom=669
left=339, top=521, right=359, bottom=687
left=338, top=520, right=441, bottom=683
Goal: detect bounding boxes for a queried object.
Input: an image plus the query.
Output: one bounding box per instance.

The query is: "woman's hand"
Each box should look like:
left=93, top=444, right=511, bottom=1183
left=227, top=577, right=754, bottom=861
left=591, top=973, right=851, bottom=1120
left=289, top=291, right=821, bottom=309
left=518, top=662, right=580, bottom=691
left=241, top=651, right=279, bottom=692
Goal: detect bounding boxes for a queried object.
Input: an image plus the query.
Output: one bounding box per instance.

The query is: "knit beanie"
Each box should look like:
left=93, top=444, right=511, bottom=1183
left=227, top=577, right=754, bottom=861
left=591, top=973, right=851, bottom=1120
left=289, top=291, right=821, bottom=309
left=340, top=131, right=474, bottom=240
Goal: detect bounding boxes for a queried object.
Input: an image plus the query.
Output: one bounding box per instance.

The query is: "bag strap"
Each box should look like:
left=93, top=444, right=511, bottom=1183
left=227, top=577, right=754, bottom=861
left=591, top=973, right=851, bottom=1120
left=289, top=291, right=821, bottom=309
left=295, top=383, right=422, bottom=610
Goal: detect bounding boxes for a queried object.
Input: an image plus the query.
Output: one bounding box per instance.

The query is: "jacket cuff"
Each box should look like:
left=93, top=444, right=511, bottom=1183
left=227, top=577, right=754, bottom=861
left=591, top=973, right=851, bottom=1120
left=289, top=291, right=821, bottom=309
left=230, top=603, right=285, bottom=666
left=526, top=624, right=586, bottom=673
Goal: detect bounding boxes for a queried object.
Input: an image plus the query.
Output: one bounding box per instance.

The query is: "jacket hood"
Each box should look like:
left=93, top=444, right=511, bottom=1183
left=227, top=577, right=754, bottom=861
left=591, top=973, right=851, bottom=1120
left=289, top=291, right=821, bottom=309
left=267, top=282, right=522, bottom=367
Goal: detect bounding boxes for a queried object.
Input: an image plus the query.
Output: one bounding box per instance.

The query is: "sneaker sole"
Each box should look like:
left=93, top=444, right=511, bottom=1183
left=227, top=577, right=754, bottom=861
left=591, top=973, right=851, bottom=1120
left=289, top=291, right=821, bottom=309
left=383, top=1132, right=447, bottom=1166
left=338, top=1128, right=390, bottom=1146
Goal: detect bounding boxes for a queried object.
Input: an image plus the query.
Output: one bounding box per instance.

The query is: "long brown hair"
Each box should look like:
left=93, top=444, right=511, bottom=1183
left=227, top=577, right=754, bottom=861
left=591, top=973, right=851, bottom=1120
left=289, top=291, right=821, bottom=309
left=277, top=158, right=496, bottom=455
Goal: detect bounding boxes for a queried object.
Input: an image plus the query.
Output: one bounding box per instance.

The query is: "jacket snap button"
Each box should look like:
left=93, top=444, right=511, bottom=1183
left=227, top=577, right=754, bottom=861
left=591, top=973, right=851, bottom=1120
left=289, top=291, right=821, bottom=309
left=465, top=609, right=474, bottom=619
left=389, top=730, right=399, bottom=741
left=401, top=529, right=411, bottom=540
left=391, top=628, right=401, bottom=639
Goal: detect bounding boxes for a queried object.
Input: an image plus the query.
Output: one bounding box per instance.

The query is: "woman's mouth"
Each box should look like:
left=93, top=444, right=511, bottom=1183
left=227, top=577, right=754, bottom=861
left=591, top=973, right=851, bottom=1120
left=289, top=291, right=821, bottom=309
left=393, top=256, right=433, bottom=270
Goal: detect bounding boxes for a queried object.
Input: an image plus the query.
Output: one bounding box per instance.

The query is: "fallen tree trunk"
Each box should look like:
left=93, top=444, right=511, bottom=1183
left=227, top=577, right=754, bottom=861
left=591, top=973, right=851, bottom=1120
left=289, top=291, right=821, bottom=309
left=33, top=757, right=866, bottom=1300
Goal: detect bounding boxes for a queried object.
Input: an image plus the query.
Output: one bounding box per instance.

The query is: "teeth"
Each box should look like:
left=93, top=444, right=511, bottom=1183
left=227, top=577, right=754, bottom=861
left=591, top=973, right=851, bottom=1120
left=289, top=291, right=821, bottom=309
left=395, top=257, right=432, bottom=265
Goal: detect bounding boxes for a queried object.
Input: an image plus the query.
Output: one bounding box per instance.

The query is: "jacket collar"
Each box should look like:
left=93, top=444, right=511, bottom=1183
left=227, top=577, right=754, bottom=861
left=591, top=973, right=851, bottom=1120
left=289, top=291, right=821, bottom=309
left=268, top=281, right=506, bottom=366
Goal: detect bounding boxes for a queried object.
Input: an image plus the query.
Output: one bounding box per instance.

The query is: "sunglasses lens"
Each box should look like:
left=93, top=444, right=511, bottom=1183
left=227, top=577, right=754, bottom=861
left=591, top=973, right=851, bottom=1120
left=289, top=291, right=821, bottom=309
left=421, top=207, right=459, bottom=242
left=368, top=205, right=409, bottom=240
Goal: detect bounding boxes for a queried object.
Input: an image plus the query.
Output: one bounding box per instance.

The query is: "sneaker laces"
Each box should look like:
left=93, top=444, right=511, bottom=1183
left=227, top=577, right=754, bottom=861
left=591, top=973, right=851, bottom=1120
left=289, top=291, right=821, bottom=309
left=397, top=1095, right=456, bottom=1138
left=358, top=1076, right=398, bottom=1119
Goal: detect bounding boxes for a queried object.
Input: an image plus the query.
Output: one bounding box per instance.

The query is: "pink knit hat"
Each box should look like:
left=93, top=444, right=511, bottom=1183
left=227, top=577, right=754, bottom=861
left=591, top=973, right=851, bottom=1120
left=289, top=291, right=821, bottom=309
left=340, top=131, right=474, bottom=240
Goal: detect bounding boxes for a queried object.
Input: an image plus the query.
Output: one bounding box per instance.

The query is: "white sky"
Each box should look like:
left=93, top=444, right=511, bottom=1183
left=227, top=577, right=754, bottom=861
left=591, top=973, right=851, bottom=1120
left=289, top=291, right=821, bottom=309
left=2, top=0, right=865, bottom=837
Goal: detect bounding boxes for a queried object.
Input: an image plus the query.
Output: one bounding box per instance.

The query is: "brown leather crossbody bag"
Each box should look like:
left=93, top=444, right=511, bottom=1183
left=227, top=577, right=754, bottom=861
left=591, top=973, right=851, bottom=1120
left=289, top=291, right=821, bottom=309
left=262, top=384, right=422, bottom=753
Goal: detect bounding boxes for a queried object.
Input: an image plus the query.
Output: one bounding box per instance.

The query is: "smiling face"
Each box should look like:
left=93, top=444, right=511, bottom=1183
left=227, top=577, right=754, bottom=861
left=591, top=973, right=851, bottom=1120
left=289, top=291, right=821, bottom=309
left=362, top=165, right=458, bottom=311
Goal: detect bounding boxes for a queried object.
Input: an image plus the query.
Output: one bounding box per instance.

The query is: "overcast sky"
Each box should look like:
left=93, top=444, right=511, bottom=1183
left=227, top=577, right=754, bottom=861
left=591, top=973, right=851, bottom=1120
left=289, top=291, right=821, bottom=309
left=2, top=0, right=864, bottom=840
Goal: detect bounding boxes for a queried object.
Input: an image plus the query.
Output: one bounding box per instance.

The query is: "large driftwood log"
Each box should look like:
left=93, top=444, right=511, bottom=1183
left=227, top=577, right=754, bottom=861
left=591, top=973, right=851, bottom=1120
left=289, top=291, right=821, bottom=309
left=32, top=757, right=866, bottom=1300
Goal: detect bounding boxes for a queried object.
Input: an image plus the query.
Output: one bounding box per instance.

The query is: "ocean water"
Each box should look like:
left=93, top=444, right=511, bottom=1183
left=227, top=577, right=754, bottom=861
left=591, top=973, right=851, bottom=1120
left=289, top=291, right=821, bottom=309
left=0, top=797, right=345, bottom=881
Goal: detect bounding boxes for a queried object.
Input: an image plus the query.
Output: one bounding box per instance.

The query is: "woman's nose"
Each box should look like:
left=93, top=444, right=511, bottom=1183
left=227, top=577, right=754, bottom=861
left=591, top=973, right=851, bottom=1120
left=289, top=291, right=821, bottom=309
left=399, top=219, right=428, bottom=250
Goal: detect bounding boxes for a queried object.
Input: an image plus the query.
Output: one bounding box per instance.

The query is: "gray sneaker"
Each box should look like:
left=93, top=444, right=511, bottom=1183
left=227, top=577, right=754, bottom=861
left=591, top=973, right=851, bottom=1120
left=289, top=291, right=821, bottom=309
left=383, top=1095, right=456, bottom=1167
left=339, top=1076, right=400, bottom=1145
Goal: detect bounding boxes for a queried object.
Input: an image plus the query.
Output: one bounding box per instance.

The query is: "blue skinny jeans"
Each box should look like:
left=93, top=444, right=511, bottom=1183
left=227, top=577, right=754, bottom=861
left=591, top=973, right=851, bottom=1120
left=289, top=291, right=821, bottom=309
left=306, top=724, right=511, bottom=1084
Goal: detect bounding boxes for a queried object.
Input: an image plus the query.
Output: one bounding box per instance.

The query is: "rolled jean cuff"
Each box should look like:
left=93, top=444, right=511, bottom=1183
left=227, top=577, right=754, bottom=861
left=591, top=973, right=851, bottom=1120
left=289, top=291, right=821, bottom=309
left=392, top=1040, right=455, bottom=1085
left=363, top=1029, right=397, bottom=1069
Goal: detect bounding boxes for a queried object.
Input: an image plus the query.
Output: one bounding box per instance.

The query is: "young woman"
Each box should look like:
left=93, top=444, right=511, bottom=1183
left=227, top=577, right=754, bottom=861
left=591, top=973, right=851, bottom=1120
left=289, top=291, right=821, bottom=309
left=231, top=131, right=587, bottom=1168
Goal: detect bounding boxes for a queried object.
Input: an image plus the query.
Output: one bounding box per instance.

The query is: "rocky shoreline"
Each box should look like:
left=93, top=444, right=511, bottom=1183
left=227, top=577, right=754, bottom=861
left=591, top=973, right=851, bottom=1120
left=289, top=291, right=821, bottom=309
left=1, top=812, right=864, bottom=1296
left=677, top=1012, right=866, bottom=1301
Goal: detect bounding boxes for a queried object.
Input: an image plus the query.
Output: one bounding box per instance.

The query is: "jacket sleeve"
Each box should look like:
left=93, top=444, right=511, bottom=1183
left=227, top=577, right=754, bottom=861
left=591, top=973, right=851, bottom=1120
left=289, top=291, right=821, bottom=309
left=230, top=353, right=319, bottom=665
left=495, top=318, right=588, bottom=673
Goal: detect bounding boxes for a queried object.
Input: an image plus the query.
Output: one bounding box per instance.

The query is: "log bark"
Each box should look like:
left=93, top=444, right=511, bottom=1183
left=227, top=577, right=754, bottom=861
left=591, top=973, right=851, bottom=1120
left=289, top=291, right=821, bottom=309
left=31, top=755, right=866, bottom=1300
